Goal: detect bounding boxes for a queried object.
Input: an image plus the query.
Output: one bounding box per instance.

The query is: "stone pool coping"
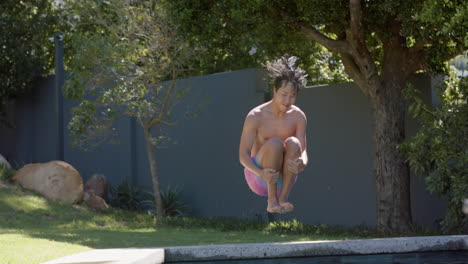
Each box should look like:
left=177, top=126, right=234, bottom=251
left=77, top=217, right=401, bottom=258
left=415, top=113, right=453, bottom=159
left=165, top=235, right=468, bottom=262
left=42, top=235, right=468, bottom=264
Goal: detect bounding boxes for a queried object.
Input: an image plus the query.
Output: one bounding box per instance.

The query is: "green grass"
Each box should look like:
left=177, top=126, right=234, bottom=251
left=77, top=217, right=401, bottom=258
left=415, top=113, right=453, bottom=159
left=0, top=183, right=438, bottom=264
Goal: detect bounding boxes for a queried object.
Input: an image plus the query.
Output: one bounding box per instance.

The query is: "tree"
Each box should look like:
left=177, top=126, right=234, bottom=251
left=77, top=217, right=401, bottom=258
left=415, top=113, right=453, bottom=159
left=0, top=0, right=61, bottom=127
left=401, top=72, right=467, bottom=233
left=64, top=0, right=193, bottom=217
left=167, top=0, right=468, bottom=233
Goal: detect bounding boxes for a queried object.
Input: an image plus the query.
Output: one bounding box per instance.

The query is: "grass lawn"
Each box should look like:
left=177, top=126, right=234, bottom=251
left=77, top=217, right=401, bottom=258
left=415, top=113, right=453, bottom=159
left=0, top=183, right=437, bottom=264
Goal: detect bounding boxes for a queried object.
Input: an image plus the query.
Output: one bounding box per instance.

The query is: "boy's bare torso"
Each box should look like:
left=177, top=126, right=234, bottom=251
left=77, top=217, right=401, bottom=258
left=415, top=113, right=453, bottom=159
left=250, top=103, right=301, bottom=156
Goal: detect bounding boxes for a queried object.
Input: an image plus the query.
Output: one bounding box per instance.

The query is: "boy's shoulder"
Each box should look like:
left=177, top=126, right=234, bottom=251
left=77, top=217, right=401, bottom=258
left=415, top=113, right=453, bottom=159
left=247, top=102, right=269, bottom=116
left=244, top=103, right=269, bottom=126
left=289, top=105, right=306, bottom=119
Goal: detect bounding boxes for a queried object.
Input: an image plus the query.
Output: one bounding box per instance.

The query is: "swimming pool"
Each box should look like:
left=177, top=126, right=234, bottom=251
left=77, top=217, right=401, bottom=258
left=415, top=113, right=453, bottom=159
left=173, top=251, right=468, bottom=264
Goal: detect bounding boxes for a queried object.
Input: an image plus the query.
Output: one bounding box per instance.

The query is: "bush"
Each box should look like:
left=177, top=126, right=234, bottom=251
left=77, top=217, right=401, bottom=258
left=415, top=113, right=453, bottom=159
left=108, top=180, right=146, bottom=211
left=160, top=185, right=190, bottom=217
left=0, top=166, right=15, bottom=183
left=142, top=185, right=191, bottom=217
left=109, top=181, right=191, bottom=217
left=401, top=72, right=467, bottom=233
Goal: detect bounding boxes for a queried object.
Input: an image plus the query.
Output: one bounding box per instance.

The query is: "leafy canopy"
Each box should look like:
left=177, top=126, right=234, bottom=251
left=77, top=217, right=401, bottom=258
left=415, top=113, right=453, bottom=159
left=167, top=0, right=467, bottom=79
left=165, top=0, right=350, bottom=84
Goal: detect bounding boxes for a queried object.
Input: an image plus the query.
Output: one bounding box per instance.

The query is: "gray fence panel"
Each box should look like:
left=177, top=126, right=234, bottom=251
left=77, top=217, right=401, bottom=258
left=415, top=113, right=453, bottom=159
left=13, top=76, right=59, bottom=164
left=290, top=82, right=376, bottom=226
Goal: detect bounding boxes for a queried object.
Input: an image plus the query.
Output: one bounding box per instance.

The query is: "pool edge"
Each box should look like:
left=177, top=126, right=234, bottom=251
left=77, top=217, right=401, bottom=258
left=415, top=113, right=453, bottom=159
left=164, top=235, right=468, bottom=262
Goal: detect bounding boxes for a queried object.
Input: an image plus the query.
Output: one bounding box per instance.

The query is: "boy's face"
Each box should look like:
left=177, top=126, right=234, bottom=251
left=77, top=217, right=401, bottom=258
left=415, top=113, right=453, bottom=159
left=273, top=82, right=297, bottom=112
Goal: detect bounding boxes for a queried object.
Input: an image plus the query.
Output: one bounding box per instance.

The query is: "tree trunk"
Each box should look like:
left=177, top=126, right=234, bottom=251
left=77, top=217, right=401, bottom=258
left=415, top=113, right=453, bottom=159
left=370, top=80, right=412, bottom=233
left=143, top=127, right=164, bottom=217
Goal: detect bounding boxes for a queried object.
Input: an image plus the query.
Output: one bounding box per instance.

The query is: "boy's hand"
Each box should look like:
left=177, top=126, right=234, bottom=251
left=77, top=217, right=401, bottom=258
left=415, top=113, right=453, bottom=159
left=261, top=168, right=279, bottom=184
left=287, top=158, right=306, bottom=174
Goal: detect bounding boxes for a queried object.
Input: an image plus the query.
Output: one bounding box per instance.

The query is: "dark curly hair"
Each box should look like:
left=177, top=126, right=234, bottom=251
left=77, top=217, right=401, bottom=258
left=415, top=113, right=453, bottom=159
left=266, top=55, right=308, bottom=92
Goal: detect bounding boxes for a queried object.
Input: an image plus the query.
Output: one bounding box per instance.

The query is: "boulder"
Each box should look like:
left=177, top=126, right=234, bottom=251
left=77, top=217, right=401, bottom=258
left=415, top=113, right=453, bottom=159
left=84, top=173, right=108, bottom=201
left=0, top=154, right=12, bottom=170
left=84, top=190, right=109, bottom=211
left=13, top=161, right=83, bottom=203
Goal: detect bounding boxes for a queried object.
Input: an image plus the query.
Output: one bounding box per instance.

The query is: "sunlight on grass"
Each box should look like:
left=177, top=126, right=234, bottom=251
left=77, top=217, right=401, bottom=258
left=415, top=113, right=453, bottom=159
left=0, top=187, right=51, bottom=212
left=0, top=233, right=90, bottom=264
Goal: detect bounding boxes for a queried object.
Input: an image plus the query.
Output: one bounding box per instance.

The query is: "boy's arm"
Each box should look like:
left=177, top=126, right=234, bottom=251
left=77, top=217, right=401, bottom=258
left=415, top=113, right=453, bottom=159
left=296, top=111, right=308, bottom=167
left=239, top=113, right=263, bottom=176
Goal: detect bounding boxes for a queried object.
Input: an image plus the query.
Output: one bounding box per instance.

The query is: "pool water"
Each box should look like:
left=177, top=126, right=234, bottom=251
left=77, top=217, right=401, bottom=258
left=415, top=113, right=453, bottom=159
left=174, top=251, right=468, bottom=264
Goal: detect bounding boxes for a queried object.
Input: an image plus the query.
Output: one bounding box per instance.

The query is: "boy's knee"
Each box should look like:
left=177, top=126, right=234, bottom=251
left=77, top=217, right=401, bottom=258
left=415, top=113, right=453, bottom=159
left=284, top=137, right=301, bottom=152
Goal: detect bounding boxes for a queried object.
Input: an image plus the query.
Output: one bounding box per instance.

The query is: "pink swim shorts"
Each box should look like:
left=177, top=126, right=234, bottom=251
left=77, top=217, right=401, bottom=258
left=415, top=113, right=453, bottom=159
left=244, top=156, right=297, bottom=197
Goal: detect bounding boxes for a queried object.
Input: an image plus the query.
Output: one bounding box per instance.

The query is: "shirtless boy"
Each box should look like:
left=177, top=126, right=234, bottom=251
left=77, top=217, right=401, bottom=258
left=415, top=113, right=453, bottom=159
left=239, top=55, right=308, bottom=214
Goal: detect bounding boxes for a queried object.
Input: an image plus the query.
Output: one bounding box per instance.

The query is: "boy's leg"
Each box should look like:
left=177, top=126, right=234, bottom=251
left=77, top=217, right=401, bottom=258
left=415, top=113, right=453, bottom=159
left=255, top=137, right=284, bottom=212
left=278, top=136, right=302, bottom=211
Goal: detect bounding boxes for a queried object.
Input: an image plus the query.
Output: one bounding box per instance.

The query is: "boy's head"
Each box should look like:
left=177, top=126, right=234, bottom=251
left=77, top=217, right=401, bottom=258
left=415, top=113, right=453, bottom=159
left=266, top=55, right=308, bottom=93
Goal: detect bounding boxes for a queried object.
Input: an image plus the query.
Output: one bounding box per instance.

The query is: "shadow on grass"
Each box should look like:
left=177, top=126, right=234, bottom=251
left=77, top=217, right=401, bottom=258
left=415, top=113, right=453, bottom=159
left=0, top=185, right=442, bottom=250
left=0, top=186, right=308, bottom=249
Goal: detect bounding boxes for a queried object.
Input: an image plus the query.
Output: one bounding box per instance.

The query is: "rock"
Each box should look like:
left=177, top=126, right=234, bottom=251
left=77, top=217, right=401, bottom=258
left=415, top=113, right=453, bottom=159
left=0, top=154, right=12, bottom=170
left=84, top=173, right=108, bottom=201
left=13, top=161, right=84, bottom=203
left=84, top=190, right=109, bottom=211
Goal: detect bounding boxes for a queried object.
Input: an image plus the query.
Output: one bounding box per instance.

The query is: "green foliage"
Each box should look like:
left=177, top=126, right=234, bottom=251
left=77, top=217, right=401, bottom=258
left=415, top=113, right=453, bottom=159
left=142, top=185, right=190, bottom=217
left=165, top=0, right=350, bottom=85
left=0, top=0, right=63, bottom=125
left=158, top=216, right=401, bottom=238
left=0, top=166, right=15, bottom=183
left=160, top=185, right=190, bottom=217
left=401, top=70, right=468, bottom=233
left=158, top=216, right=266, bottom=232
left=64, top=0, right=193, bottom=149
left=264, top=218, right=306, bottom=234
left=166, top=0, right=467, bottom=81
left=108, top=180, right=146, bottom=211
left=109, top=181, right=190, bottom=216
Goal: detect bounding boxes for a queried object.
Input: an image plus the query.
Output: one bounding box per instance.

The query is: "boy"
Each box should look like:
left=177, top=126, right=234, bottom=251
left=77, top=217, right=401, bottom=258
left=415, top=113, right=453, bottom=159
left=239, top=55, right=308, bottom=213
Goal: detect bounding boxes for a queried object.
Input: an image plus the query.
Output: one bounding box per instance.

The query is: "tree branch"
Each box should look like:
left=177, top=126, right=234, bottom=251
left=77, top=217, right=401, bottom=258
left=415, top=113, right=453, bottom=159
left=344, top=0, right=380, bottom=92
left=300, top=24, right=351, bottom=54
left=147, top=67, right=177, bottom=129
left=159, top=120, right=177, bottom=126
left=348, top=0, right=366, bottom=53
left=267, top=4, right=350, bottom=54
left=341, top=53, right=373, bottom=98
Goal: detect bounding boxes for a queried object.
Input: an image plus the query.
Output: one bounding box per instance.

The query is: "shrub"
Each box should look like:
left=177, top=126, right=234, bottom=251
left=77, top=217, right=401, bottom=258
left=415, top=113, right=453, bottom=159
left=400, top=72, right=467, bottom=233
left=160, top=185, right=190, bottom=217
left=0, top=166, right=15, bottom=183
left=108, top=180, right=146, bottom=211
left=143, top=185, right=191, bottom=217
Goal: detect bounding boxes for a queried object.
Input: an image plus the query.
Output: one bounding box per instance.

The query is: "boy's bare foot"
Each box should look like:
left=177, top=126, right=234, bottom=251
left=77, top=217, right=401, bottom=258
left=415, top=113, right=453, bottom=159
left=267, top=204, right=283, bottom=213
left=267, top=199, right=283, bottom=213
left=279, top=202, right=294, bottom=213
